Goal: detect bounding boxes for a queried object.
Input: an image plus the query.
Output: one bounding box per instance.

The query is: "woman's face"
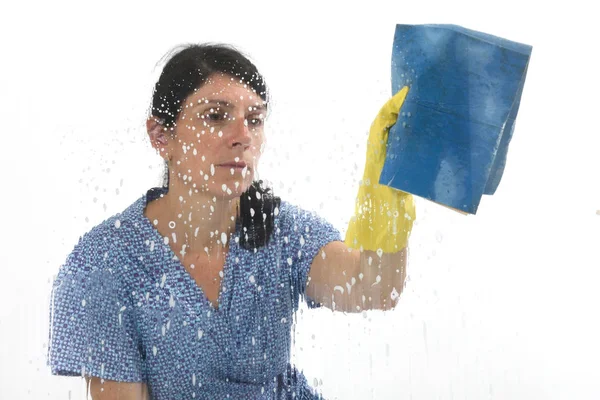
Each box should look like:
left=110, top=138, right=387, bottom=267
left=156, top=73, right=267, bottom=199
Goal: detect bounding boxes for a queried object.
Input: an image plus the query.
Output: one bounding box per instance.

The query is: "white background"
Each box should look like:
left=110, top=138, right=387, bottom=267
left=1, top=0, right=599, bottom=399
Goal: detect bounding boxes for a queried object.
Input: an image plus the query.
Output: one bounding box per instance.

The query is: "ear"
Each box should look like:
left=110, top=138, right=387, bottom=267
left=146, top=116, right=170, bottom=160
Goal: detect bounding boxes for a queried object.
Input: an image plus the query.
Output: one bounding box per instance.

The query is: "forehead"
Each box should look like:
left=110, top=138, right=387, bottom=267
left=187, top=73, right=265, bottom=108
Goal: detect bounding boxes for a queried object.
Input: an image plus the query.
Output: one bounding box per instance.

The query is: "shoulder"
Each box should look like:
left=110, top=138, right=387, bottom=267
left=276, top=200, right=324, bottom=225
left=58, top=195, right=144, bottom=278
left=275, top=200, right=341, bottom=243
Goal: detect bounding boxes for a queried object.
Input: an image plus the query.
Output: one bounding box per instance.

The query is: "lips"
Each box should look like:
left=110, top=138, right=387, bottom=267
left=217, top=162, right=248, bottom=168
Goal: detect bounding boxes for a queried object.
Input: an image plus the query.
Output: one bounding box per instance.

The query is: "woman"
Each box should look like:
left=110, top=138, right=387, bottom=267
left=48, top=43, right=413, bottom=399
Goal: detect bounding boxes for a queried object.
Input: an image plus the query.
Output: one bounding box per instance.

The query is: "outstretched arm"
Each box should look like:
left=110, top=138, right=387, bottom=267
left=306, top=87, right=414, bottom=313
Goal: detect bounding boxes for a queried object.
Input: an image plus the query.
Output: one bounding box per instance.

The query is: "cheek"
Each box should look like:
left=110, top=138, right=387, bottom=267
left=171, top=141, right=213, bottom=177
left=251, top=131, right=266, bottom=151
left=177, top=128, right=219, bottom=156
left=257, top=141, right=267, bottom=159
left=178, top=117, right=216, bottom=142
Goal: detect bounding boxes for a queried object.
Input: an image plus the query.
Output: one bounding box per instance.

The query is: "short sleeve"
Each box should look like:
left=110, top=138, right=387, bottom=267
left=279, top=202, right=342, bottom=310
left=47, top=235, right=145, bottom=382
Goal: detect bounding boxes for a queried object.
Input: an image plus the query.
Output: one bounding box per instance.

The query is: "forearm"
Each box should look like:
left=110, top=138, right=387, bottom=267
left=86, top=377, right=149, bottom=400
left=358, top=248, right=407, bottom=311
left=325, top=247, right=407, bottom=313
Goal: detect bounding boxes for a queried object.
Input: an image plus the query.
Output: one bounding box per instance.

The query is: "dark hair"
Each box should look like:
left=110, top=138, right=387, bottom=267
left=150, top=43, right=280, bottom=250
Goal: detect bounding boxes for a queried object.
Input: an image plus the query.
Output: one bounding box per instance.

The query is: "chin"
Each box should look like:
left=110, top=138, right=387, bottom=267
left=201, top=179, right=253, bottom=199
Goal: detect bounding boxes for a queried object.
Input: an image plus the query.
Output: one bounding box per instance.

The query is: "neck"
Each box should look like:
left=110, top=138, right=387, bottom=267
left=150, top=180, right=240, bottom=256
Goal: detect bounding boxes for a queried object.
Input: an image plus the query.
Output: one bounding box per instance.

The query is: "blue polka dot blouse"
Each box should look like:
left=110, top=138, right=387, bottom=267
left=47, top=187, right=342, bottom=399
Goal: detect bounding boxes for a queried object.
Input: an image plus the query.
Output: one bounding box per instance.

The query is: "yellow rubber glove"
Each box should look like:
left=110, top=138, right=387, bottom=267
left=345, top=86, right=416, bottom=253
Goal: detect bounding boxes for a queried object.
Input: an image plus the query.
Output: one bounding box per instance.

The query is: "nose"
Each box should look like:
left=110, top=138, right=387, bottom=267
left=227, top=116, right=252, bottom=149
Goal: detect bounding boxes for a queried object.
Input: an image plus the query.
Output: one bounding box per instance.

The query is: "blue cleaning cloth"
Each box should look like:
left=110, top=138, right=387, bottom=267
left=379, top=24, right=532, bottom=214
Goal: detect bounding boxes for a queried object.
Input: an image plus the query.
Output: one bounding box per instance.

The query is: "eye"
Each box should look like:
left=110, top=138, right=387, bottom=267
left=247, top=114, right=264, bottom=127
left=199, top=108, right=227, bottom=122
left=207, top=113, right=224, bottom=121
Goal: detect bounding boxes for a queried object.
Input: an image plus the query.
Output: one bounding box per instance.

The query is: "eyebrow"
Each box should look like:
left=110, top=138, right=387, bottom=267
left=194, top=99, right=267, bottom=111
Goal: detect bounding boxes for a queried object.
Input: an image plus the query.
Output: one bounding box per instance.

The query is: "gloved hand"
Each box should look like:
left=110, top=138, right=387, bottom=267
left=345, top=86, right=416, bottom=254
